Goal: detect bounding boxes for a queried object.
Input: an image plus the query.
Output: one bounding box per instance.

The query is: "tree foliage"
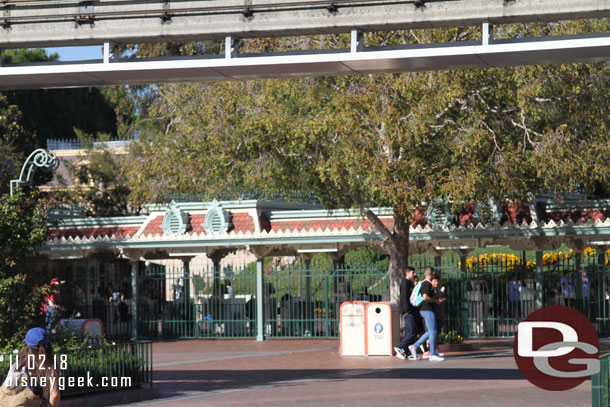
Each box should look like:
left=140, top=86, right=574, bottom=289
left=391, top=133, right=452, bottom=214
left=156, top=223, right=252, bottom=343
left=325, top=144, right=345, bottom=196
left=0, top=94, right=36, bottom=195
left=0, top=192, right=49, bottom=347
left=127, top=22, right=610, bottom=300
left=53, top=132, right=142, bottom=217
left=0, top=49, right=127, bottom=146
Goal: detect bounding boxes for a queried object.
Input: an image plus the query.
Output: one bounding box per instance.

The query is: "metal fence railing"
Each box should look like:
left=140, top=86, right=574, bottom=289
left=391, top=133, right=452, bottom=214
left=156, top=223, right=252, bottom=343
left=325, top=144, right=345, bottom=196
left=593, top=354, right=610, bottom=407
left=0, top=341, right=153, bottom=397
left=46, top=138, right=132, bottom=151
left=137, top=262, right=388, bottom=339
left=39, top=247, right=610, bottom=340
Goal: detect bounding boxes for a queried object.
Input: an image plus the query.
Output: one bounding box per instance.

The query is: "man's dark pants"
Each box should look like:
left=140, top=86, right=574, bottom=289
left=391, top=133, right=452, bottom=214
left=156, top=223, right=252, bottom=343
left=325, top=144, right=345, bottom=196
left=397, top=313, right=418, bottom=351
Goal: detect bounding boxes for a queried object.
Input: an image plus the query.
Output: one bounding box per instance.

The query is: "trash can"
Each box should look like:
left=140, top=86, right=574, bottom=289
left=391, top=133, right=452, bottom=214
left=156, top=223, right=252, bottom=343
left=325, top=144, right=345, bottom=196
left=365, top=302, right=399, bottom=356
left=339, top=301, right=368, bottom=356
left=57, top=318, right=104, bottom=343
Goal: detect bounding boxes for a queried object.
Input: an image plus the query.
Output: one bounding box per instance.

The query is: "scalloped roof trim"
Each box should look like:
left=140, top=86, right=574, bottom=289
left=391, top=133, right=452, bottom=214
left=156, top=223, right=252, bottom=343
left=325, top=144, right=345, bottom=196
left=45, top=217, right=610, bottom=244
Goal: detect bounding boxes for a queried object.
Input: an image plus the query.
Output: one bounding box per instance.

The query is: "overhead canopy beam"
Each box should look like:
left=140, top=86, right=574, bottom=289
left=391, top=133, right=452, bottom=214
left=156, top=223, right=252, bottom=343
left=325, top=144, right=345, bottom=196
left=0, top=0, right=609, bottom=48
left=1, top=33, right=609, bottom=90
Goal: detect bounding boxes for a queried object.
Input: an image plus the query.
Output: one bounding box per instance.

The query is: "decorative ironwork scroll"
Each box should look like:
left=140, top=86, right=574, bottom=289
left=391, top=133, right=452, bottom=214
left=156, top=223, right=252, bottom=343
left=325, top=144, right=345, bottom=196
left=10, top=149, right=59, bottom=196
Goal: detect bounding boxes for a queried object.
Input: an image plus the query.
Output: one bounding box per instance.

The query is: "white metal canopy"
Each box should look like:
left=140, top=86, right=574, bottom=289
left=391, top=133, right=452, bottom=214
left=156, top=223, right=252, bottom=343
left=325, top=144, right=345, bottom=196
left=1, top=33, right=609, bottom=90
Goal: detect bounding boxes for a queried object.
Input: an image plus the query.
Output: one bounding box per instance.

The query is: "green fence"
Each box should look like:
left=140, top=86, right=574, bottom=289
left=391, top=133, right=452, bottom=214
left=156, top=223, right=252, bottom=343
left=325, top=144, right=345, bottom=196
left=438, top=252, right=610, bottom=338
left=137, top=263, right=388, bottom=339
left=593, top=354, right=610, bottom=407
left=133, top=256, right=610, bottom=340
left=0, top=341, right=153, bottom=397
left=53, top=247, right=609, bottom=340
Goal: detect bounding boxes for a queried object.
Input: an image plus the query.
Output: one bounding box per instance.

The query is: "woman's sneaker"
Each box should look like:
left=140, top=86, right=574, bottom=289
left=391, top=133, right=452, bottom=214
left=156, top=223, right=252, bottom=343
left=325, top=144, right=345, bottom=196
left=394, top=347, right=406, bottom=360
left=408, top=345, right=418, bottom=360
left=435, top=352, right=445, bottom=357
left=422, top=351, right=430, bottom=359
left=429, top=355, right=445, bottom=362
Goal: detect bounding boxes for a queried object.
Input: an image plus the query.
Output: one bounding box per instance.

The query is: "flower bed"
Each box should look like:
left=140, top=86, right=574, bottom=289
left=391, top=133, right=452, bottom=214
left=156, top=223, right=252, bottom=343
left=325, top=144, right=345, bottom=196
left=461, top=247, right=610, bottom=272
left=437, top=330, right=473, bottom=352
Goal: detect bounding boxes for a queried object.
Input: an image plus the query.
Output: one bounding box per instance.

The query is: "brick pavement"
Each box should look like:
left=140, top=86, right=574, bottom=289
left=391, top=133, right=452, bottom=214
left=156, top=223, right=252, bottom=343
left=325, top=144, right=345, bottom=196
left=110, top=338, right=601, bottom=407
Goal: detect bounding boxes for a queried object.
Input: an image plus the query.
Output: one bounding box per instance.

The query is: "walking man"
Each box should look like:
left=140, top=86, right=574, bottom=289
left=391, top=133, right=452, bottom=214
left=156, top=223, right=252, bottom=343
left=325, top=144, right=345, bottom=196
left=394, top=266, right=419, bottom=360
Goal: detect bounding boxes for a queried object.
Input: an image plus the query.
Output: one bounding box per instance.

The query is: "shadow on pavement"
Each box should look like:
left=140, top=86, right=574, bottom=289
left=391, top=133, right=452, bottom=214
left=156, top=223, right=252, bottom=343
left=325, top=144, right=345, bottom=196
left=153, top=367, right=524, bottom=396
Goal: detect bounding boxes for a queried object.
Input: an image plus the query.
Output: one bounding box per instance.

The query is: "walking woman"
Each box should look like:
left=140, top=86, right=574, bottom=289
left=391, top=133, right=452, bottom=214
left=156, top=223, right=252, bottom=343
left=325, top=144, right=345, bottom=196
left=409, top=269, right=446, bottom=362
left=1, top=328, right=61, bottom=407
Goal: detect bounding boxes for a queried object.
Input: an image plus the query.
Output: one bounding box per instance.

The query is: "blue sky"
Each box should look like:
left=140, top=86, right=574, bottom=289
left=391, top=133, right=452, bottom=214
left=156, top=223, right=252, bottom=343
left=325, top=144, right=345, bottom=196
left=45, top=45, right=102, bottom=61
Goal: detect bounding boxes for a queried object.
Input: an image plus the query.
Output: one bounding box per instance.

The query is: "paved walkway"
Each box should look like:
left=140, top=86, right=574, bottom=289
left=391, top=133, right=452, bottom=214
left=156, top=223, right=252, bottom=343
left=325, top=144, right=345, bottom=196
left=112, top=338, right=601, bottom=407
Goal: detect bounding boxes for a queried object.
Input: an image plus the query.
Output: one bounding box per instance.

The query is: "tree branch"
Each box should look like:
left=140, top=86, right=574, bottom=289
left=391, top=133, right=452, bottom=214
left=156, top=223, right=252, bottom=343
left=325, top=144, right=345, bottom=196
left=337, top=177, right=399, bottom=248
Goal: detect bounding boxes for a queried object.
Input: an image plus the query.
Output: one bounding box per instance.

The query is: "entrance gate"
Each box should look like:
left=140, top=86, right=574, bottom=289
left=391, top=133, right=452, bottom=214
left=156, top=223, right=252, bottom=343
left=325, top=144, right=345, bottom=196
left=134, top=259, right=610, bottom=340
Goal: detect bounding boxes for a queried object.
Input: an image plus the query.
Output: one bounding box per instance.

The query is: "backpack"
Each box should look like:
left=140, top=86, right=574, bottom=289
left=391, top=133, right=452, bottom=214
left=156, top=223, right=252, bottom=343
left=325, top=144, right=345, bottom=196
left=0, top=369, right=48, bottom=407
left=409, top=280, right=429, bottom=307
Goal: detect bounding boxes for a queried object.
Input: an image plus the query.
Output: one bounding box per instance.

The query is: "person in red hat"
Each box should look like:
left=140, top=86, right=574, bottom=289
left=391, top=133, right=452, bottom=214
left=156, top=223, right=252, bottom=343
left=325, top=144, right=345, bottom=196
left=42, top=279, right=64, bottom=330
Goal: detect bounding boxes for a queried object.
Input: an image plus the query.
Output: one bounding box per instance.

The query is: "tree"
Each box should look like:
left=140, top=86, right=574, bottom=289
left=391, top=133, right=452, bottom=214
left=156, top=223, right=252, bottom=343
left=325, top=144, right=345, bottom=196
left=0, top=93, right=36, bottom=195
left=127, top=23, right=610, bottom=301
left=53, top=132, right=142, bottom=217
left=0, top=192, right=49, bottom=347
left=1, top=49, right=125, bottom=145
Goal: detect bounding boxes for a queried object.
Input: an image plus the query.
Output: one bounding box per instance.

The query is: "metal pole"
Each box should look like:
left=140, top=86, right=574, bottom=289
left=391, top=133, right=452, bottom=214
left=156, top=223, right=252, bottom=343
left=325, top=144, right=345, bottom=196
left=182, top=257, right=191, bottom=338
left=256, top=257, right=265, bottom=341
left=103, top=40, right=111, bottom=64
left=130, top=260, right=138, bottom=339
left=482, top=20, right=493, bottom=46
left=305, top=258, right=312, bottom=302
left=535, top=251, right=543, bottom=310
left=350, top=28, right=363, bottom=53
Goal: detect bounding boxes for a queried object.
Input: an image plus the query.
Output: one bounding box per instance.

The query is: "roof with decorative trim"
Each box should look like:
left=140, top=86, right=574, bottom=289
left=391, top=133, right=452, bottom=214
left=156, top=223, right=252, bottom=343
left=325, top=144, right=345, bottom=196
left=40, top=199, right=610, bottom=256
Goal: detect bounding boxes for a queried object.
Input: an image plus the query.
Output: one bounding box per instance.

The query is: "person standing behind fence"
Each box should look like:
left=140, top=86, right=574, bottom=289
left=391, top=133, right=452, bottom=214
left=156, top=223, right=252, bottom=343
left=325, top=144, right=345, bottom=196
left=408, top=267, right=446, bottom=362
left=560, top=272, right=574, bottom=297
left=43, top=279, right=63, bottom=330
left=581, top=271, right=589, bottom=300
left=508, top=274, right=523, bottom=325
left=394, top=266, right=419, bottom=361
left=172, top=279, right=184, bottom=304
left=224, top=280, right=234, bottom=300
left=560, top=272, right=575, bottom=307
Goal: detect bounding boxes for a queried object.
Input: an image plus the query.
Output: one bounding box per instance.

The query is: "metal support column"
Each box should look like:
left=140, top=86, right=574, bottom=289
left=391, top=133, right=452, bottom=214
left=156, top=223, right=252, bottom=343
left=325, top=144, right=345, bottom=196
left=103, top=40, right=111, bottom=64
left=225, top=34, right=240, bottom=59
left=181, top=257, right=192, bottom=338
left=213, top=260, right=221, bottom=295
left=350, top=28, right=363, bottom=53
left=256, top=257, right=265, bottom=341
left=535, top=251, right=543, bottom=310
left=304, top=258, right=312, bottom=302
left=574, top=251, right=583, bottom=299
left=482, top=20, right=493, bottom=46
left=458, top=253, right=469, bottom=336
left=130, top=259, right=138, bottom=339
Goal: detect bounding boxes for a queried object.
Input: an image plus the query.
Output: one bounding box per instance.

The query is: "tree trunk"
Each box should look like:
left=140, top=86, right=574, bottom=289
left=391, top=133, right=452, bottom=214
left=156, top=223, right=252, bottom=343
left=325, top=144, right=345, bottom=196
left=357, top=205, right=410, bottom=304
left=388, top=215, right=409, bottom=304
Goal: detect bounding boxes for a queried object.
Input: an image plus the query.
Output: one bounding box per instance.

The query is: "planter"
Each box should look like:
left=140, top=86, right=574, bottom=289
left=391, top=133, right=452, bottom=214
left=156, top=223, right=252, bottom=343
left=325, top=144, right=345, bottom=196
left=437, top=343, right=474, bottom=352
